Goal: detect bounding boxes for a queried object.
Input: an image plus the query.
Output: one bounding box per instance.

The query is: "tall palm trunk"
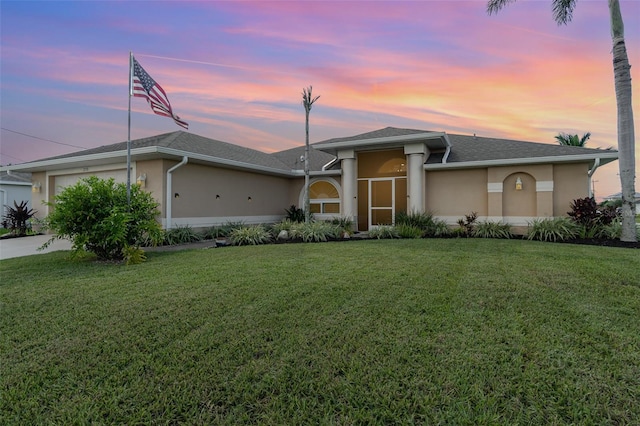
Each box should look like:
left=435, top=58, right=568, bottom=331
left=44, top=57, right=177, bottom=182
left=609, top=0, right=637, bottom=242
left=302, top=86, right=320, bottom=224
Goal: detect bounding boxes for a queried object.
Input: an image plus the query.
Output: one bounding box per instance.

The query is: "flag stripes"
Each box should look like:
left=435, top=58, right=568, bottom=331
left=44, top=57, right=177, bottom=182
left=132, top=56, right=188, bottom=129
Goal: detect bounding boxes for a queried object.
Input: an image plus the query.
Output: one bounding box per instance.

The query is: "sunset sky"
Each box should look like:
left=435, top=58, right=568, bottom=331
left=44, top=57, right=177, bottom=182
left=1, top=0, right=638, bottom=199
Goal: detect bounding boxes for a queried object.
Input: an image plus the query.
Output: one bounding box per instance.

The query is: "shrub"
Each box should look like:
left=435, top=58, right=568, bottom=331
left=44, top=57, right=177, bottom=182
left=456, top=212, right=478, bottom=237
left=368, top=225, right=399, bottom=239
left=429, top=219, right=452, bottom=237
left=290, top=221, right=336, bottom=242
left=271, top=219, right=296, bottom=234
left=201, top=225, right=229, bottom=240
left=527, top=217, right=578, bottom=242
left=3, top=200, right=36, bottom=237
left=473, top=221, right=513, bottom=239
left=42, top=176, right=163, bottom=263
left=396, top=224, right=423, bottom=239
left=329, top=217, right=354, bottom=236
left=396, top=211, right=434, bottom=230
left=228, top=225, right=272, bottom=246
left=163, top=225, right=202, bottom=246
left=284, top=205, right=305, bottom=223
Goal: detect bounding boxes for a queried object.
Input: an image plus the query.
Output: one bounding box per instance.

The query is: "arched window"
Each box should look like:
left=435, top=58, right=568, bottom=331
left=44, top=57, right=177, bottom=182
left=309, top=180, right=340, bottom=214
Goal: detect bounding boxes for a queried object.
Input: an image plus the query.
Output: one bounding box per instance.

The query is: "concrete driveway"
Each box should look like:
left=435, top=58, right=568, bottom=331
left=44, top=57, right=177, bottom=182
left=0, top=235, right=72, bottom=260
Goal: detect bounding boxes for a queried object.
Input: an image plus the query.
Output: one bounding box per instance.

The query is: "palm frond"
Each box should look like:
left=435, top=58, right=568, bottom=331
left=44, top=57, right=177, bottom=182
left=487, top=0, right=517, bottom=15
left=552, top=0, right=577, bottom=25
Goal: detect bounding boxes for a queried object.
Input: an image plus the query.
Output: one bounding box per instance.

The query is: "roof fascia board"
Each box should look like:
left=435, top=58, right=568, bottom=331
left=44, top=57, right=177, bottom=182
left=424, top=152, right=619, bottom=170
left=0, top=180, right=32, bottom=186
left=155, top=147, right=294, bottom=177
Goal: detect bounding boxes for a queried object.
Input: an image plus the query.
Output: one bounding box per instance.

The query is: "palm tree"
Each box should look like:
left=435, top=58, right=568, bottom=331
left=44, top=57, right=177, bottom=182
left=302, top=86, right=320, bottom=224
left=488, top=0, right=636, bottom=242
left=555, top=132, right=591, bottom=146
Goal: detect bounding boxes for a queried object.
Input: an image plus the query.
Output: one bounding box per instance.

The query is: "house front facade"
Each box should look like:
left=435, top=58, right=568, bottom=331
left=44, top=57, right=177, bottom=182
left=2, top=127, right=618, bottom=233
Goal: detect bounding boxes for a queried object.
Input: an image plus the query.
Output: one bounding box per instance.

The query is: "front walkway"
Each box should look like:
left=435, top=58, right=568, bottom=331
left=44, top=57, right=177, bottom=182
left=0, top=235, right=72, bottom=260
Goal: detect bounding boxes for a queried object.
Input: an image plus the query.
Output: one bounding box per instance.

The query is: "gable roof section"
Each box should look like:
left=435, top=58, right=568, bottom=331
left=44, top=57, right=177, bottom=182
left=313, top=127, right=449, bottom=155
left=312, top=126, right=617, bottom=168
left=6, top=131, right=298, bottom=176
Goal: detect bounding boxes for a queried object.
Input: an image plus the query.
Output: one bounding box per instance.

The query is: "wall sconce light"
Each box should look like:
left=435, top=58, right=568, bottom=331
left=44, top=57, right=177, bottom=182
left=216, top=194, right=220, bottom=199
left=247, top=196, right=252, bottom=202
left=32, top=182, right=41, bottom=193
left=136, top=173, right=147, bottom=188
left=515, top=177, right=523, bottom=191
left=174, top=193, right=180, bottom=198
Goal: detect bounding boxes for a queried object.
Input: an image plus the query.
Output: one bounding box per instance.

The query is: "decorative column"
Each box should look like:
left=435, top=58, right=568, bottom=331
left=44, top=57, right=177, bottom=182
left=338, top=149, right=356, bottom=222
left=404, top=143, right=427, bottom=213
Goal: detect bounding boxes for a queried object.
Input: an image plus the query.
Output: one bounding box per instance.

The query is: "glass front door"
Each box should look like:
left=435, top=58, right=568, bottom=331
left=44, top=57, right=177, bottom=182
left=370, top=179, right=394, bottom=226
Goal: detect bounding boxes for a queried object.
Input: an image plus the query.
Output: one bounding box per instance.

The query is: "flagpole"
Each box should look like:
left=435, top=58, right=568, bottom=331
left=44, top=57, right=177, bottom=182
left=127, top=51, right=133, bottom=206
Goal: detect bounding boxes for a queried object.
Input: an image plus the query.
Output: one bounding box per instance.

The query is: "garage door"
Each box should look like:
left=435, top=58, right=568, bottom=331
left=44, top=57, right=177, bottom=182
left=54, top=170, right=128, bottom=195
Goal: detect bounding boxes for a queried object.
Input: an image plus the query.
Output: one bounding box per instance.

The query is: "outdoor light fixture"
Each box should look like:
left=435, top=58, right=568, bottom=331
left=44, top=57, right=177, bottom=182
left=515, top=177, right=523, bottom=191
left=248, top=196, right=252, bottom=202
left=136, top=173, right=147, bottom=188
left=32, top=182, right=41, bottom=193
left=216, top=194, right=220, bottom=199
left=174, top=193, right=180, bottom=198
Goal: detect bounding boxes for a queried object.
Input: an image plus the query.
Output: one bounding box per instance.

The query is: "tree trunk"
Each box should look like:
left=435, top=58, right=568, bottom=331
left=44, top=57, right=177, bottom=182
left=609, top=0, right=637, bottom=242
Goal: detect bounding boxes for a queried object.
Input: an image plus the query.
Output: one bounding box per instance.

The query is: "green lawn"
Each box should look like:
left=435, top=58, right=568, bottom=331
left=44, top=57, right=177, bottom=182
left=1, top=239, right=639, bottom=424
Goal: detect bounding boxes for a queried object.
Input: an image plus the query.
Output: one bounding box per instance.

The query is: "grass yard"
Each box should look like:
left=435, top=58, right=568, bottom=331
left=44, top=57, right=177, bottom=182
left=1, top=239, right=639, bottom=424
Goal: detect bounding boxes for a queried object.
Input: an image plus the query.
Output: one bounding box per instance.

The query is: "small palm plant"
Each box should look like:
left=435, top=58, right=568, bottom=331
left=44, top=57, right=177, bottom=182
left=554, top=132, right=591, bottom=147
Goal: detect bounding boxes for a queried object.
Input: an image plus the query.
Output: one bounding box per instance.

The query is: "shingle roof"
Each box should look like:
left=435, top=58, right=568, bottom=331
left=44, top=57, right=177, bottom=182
left=311, top=126, right=616, bottom=164
left=5, top=127, right=617, bottom=175
left=430, top=133, right=615, bottom=164
left=0, top=171, right=31, bottom=183
left=315, top=127, right=430, bottom=145
left=37, top=131, right=293, bottom=171
left=271, top=145, right=337, bottom=171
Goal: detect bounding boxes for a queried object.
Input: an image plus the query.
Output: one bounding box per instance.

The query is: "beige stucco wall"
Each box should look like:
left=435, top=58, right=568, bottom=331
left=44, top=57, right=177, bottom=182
left=135, top=159, right=166, bottom=216
left=425, top=169, right=488, bottom=216
left=553, top=163, right=590, bottom=216
left=30, top=171, right=48, bottom=221
left=168, top=162, right=293, bottom=221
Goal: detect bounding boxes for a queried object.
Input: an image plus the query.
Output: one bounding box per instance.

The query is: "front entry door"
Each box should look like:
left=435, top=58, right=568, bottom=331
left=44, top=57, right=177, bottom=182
left=369, top=179, right=394, bottom=227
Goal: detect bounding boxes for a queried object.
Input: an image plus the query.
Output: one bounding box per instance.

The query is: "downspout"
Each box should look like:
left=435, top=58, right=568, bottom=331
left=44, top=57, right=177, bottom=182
left=166, top=156, right=188, bottom=230
left=588, top=158, right=601, bottom=197
left=322, top=156, right=339, bottom=171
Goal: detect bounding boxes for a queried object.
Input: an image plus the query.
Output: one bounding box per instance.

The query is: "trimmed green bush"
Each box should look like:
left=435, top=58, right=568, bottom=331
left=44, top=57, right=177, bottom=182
left=527, top=217, right=579, bottom=242
left=228, top=225, right=272, bottom=246
left=42, top=176, right=163, bottom=263
left=473, top=221, right=513, bottom=239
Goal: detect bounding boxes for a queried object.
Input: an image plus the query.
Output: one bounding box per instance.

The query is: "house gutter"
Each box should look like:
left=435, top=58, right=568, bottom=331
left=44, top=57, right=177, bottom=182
left=166, top=156, right=188, bottom=230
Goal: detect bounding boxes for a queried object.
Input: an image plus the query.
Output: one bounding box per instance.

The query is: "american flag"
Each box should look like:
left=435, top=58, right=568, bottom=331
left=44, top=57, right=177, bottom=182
left=132, top=56, right=188, bottom=129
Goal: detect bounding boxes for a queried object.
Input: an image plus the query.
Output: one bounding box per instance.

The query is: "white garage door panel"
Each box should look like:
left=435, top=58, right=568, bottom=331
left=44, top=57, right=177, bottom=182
left=54, top=170, right=128, bottom=195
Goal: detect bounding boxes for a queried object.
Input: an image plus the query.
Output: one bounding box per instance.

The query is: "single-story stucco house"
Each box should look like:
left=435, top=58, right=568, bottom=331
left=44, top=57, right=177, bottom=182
left=0, top=171, right=33, bottom=224
left=0, top=127, right=618, bottom=233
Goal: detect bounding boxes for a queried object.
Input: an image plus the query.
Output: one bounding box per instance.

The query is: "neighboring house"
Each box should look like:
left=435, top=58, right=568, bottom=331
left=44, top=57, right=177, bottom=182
left=604, top=192, right=640, bottom=214
left=0, top=171, right=33, bottom=224
left=0, top=127, right=618, bottom=233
